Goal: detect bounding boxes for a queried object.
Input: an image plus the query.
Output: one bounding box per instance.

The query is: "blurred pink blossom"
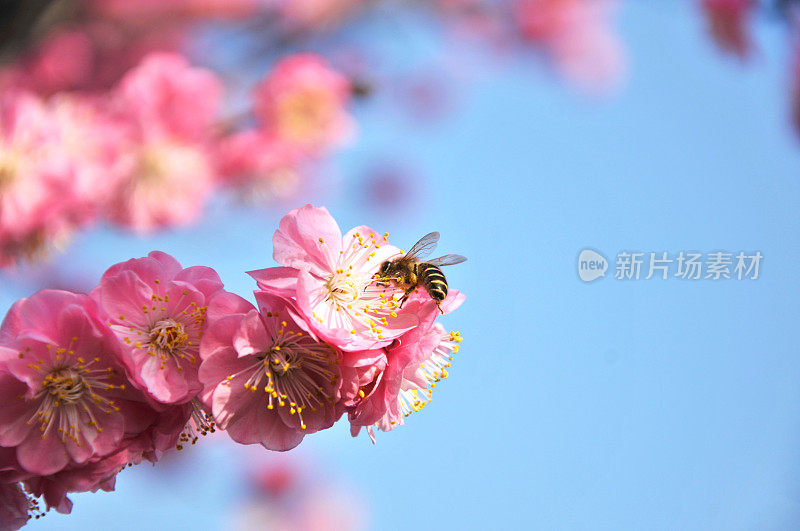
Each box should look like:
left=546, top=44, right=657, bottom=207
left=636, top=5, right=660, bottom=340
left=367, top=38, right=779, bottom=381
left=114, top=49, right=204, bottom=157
left=89, top=0, right=260, bottom=21
left=234, top=459, right=368, bottom=531
left=216, top=130, right=304, bottom=202
left=103, top=53, right=221, bottom=233
left=701, top=0, right=755, bottom=59
left=254, top=55, right=355, bottom=154
left=275, top=0, right=367, bottom=29
left=516, top=0, right=626, bottom=92
left=0, top=92, right=76, bottom=265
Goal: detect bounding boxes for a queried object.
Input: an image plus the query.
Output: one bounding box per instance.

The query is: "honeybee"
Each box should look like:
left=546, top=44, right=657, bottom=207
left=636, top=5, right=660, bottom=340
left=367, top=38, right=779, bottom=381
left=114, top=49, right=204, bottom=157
left=375, top=232, right=466, bottom=312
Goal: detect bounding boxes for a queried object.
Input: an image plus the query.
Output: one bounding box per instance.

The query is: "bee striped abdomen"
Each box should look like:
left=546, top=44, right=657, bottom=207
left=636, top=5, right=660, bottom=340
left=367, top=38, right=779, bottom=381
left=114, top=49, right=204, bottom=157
left=418, top=263, right=448, bottom=301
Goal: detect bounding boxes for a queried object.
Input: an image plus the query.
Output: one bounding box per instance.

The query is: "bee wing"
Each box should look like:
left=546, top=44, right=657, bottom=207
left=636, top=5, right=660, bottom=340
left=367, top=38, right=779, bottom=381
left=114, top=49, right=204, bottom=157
left=404, top=232, right=440, bottom=260
left=427, top=254, right=467, bottom=267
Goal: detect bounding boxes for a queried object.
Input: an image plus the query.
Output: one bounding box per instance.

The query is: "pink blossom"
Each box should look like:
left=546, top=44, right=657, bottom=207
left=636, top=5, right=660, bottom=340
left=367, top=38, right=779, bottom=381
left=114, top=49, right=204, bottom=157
left=345, top=292, right=464, bottom=436
left=115, top=52, right=222, bottom=143
left=199, top=291, right=342, bottom=451
left=47, top=94, right=129, bottom=225
left=21, top=30, right=95, bottom=96
left=216, top=130, right=304, bottom=203
left=0, top=482, right=29, bottom=530
left=249, top=204, right=422, bottom=351
left=91, top=251, right=224, bottom=405
left=254, top=55, right=354, bottom=153
left=515, top=0, right=626, bottom=92
left=0, top=290, right=156, bottom=477
left=275, top=0, right=366, bottom=28
left=374, top=324, right=462, bottom=433
left=345, top=298, right=440, bottom=430
left=0, top=91, right=74, bottom=264
left=701, top=0, right=755, bottom=60
left=90, top=0, right=260, bottom=21
left=103, top=53, right=221, bottom=233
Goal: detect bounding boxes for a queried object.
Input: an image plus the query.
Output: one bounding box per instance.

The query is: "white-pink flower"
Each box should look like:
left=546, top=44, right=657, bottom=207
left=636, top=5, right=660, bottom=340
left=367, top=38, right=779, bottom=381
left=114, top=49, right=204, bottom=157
left=249, top=204, right=422, bottom=351
left=91, top=251, right=224, bottom=405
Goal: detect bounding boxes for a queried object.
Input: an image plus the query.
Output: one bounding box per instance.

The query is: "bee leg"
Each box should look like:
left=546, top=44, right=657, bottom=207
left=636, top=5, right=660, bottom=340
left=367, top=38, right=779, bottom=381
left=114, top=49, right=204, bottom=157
left=398, top=286, right=416, bottom=308
left=436, top=301, right=444, bottom=314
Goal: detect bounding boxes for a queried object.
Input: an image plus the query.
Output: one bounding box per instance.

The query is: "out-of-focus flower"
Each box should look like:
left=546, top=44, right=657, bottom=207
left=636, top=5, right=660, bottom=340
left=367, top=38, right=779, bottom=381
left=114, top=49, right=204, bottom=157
left=274, top=0, right=366, bottom=29
left=515, top=0, right=626, bottom=92
left=216, top=131, right=304, bottom=203
left=199, top=291, right=342, bottom=451
left=103, top=53, right=221, bottom=233
left=0, top=92, right=75, bottom=265
left=249, top=204, right=421, bottom=351
left=701, top=0, right=755, bottom=60
left=0, top=290, right=155, bottom=477
left=3, top=30, right=95, bottom=97
left=91, top=251, right=224, bottom=405
left=89, top=0, right=260, bottom=21
left=233, top=459, right=369, bottom=531
left=254, top=55, right=355, bottom=154
left=47, top=94, right=128, bottom=224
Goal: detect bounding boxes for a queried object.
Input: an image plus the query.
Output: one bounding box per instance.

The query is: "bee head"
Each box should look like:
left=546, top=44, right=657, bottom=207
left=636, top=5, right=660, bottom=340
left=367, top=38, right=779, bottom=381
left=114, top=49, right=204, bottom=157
left=378, top=261, right=392, bottom=277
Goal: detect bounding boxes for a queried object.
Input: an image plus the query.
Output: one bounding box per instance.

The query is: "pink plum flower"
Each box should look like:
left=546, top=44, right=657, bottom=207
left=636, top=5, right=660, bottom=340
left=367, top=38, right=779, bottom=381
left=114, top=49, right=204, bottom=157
left=254, top=55, right=354, bottom=154
left=199, top=291, right=342, bottom=451
left=345, top=293, right=464, bottom=439
left=103, top=53, right=221, bottom=233
left=91, top=251, right=224, bottom=405
left=374, top=324, right=462, bottom=433
left=249, top=204, right=422, bottom=351
left=0, top=290, right=155, bottom=477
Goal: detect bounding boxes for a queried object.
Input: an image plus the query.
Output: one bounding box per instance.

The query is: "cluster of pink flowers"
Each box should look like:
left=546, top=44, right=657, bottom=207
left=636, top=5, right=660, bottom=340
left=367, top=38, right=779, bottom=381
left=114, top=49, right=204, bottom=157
left=0, top=205, right=464, bottom=529
left=0, top=46, right=354, bottom=266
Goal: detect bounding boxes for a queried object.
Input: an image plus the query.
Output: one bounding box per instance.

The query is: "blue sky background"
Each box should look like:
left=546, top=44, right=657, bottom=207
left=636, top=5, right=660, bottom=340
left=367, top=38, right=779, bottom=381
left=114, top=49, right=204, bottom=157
left=5, top=2, right=800, bottom=529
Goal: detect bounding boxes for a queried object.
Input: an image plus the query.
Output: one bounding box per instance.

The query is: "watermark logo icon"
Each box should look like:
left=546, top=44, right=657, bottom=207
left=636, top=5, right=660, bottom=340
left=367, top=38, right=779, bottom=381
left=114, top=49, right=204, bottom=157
left=578, top=249, right=608, bottom=282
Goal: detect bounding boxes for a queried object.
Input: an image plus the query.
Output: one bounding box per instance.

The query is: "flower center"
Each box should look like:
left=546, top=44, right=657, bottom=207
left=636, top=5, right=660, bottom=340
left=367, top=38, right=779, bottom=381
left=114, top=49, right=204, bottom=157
left=278, top=90, right=333, bottom=142
left=325, top=272, right=360, bottom=305
left=29, top=353, right=124, bottom=443
left=235, top=319, right=339, bottom=431
left=43, top=369, right=87, bottom=404
left=0, top=151, right=18, bottom=189
left=149, top=319, right=188, bottom=354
